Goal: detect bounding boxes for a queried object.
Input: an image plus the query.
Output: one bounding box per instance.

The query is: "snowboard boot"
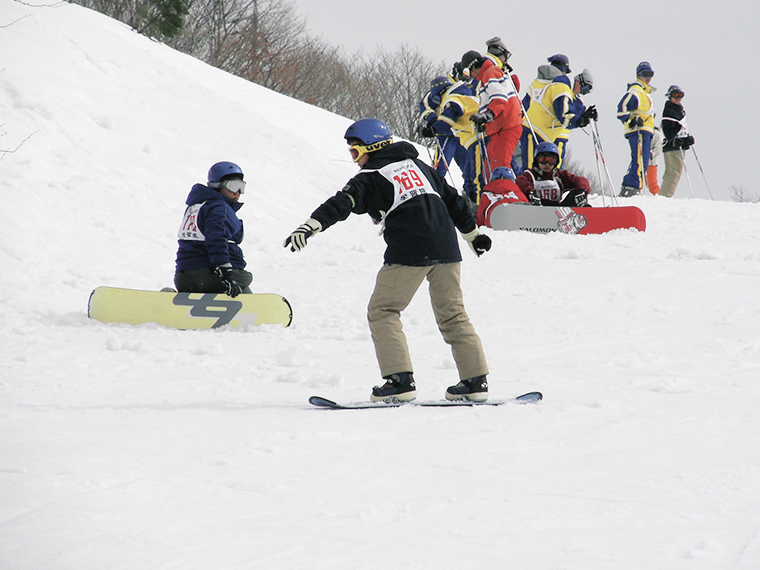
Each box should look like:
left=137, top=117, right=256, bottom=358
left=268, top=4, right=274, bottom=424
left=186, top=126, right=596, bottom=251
left=371, top=372, right=416, bottom=403
left=445, top=375, right=488, bottom=402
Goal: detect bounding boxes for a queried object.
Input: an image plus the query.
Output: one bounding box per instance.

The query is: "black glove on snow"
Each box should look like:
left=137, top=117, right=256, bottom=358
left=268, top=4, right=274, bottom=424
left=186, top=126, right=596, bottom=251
left=214, top=264, right=244, bottom=298
left=627, top=116, right=644, bottom=129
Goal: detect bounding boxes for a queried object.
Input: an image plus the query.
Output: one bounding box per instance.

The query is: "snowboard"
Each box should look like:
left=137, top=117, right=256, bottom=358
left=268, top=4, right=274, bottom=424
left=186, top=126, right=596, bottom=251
left=309, top=391, right=542, bottom=409
left=88, top=286, right=292, bottom=329
left=488, top=204, right=646, bottom=234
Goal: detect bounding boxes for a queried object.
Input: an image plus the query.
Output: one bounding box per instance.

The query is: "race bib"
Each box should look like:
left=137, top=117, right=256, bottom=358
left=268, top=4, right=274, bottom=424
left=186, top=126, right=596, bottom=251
left=178, top=203, right=206, bottom=241
left=535, top=179, right=561, bottom=202
left=378, top=159, right=435, bottom=215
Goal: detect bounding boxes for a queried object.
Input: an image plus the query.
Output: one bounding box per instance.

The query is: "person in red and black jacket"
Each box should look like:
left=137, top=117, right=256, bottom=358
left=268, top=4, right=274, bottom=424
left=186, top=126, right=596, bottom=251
left=516, top=141, right=590, bottom=207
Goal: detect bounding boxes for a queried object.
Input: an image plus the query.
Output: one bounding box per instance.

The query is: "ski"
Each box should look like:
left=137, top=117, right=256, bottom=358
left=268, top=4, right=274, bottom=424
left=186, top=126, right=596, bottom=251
left=308, top=391, right=542, bottom=409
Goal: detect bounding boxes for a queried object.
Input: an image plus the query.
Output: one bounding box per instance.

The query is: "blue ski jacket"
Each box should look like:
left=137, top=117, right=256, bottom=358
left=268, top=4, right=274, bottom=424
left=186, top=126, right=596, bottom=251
left=175, top=184, right=246, bottom=271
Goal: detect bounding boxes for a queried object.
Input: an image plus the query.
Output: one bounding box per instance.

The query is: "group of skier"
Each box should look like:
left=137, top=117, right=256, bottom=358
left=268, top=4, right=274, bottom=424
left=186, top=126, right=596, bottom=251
left=418, top=40, right=695, bottom=214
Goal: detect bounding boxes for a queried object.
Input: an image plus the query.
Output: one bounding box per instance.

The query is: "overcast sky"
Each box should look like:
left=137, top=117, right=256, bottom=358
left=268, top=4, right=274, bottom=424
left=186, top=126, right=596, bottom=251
left=290, top=0, right=760, bottom=198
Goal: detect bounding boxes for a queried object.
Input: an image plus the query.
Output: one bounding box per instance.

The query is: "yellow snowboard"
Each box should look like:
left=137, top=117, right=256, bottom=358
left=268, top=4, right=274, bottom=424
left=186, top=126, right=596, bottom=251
left=88, top=286, right=292, bottom=329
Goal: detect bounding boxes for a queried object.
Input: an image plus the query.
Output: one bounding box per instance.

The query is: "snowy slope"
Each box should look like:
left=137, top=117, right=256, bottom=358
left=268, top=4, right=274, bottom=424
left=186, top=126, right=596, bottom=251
left=2, top=2, right=760, bottom=569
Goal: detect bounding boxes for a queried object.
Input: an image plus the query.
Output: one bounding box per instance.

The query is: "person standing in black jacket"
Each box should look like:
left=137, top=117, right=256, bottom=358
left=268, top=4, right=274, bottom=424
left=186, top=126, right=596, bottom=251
left=284, top=118, right=492, bottom=403
left=660, top=85, right=695, bottom=197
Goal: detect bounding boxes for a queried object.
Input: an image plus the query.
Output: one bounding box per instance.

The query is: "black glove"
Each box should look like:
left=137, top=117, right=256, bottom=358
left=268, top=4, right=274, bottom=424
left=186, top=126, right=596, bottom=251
left=417, top=123, right=436, bottom=138
left=214, top=264, right=244, bottom=298
left=283, top=218, right=322, bottom=252
left=627, top=116, right=644, bottom=129
left=527, top=191, right=542, bottom=206
left=683, top=135, right=695, bottom=148
left=463, top=229, right=492, bottom=256
left=470, top=110, right=494, bottom=132
left=582, top=105, right=598, bottom=122
left=471, top=234, right=492, bottom=256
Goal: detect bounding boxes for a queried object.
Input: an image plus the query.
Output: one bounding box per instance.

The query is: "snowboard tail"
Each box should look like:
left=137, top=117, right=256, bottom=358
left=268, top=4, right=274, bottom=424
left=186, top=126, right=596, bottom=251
left=488, top=204, right=645, bottom=234
left=88, top=286, right=292, bottom=329
left=309, top=391, right=543, bottom=409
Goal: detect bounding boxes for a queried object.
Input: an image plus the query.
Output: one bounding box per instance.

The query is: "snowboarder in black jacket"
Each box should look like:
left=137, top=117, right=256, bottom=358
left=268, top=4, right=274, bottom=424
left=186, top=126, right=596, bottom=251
left=284, top=118, right=492, bottom=403
left=660, top=85, right=695, bottom=197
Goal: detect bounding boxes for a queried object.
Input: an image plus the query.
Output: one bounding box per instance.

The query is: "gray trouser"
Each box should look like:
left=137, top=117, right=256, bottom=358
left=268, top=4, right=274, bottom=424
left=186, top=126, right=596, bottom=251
left=367, top=263, right=488, bottom=380
left=660, top=150, right=684, bottom=198
left=174, top=267, right=252, bottom=294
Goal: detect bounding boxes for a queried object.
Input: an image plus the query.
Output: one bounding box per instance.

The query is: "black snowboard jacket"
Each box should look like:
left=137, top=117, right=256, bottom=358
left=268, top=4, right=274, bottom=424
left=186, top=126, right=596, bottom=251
left=661, top=100, right=687, bottom=152
left=310, top=141, right=477, bottom=266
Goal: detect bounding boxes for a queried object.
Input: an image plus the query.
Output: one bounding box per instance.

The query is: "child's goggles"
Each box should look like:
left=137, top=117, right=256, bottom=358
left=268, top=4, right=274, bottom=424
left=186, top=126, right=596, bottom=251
left=222, top=179, right=246, bottom=194
left=348, top=139, right=392, bottom=163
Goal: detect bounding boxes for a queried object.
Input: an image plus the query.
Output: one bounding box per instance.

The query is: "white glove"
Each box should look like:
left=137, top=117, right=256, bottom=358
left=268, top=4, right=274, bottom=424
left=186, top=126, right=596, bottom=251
left=283, top=218, right=322, bottom=252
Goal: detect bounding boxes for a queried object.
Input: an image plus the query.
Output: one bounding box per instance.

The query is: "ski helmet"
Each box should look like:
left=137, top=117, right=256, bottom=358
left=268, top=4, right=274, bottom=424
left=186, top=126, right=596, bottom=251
left=667, top=84, right=684, bottom=98
left=344, top=118, right=392, bottom=146
left=430, top=75, right=452, bottom=98
left=345, top=118, right=393, bottom=163
left=208, top=161, right=244, bottom=186
left=547, top=54, right=571, bottom=73
left=534, top=142, right=560, bottom=166
left=486, top=37, right=511, bottom=61
left=491, top=166, right=516, bottom=181
left=460, top=50, right=483, bottom=75
left=636, top=61, right=654, bottom=78
left=574, top=68, right=594, bottom=95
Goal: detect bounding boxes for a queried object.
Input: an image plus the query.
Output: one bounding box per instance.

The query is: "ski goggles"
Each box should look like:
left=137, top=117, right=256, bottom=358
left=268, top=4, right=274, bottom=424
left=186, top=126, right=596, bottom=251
left=639, top=69, right=654, bottom=79
left=348, top=139, right=392, bottom=163
left=578, top=80, right=593, bottom=95
left=222, top=179, right=246, bottom=194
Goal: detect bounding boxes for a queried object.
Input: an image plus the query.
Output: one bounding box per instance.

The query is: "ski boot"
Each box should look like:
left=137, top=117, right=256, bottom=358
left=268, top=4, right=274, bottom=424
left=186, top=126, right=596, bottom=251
left=445, top=375, right=488, bottom=402
left=619, top=185, right=639, bottom=197
left=371, top=372, right=416, bottom=403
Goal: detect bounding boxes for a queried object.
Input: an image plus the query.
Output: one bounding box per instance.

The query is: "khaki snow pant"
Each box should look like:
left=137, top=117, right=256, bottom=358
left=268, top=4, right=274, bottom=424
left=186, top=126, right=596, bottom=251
left=660, top=150, right=684, bottom=198
left=367, top=263, right=488, bottom=380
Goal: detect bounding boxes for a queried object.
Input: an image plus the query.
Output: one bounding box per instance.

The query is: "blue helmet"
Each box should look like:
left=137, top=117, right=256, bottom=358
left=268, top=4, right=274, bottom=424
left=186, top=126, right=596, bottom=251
left=344, top=118, right=392, bottom=146
left=491, top=167, right=516, bottom=181
left=208, top=161, right=243, bottom=186
left=429, top=75, right=452, bottom=98
left=636, top=61, right=654, bottom=78
left=534, top=142, right=560, bottom=165
left=345, top=119, right=393, bottom=163
left=548, top=53, right=571, bottom=74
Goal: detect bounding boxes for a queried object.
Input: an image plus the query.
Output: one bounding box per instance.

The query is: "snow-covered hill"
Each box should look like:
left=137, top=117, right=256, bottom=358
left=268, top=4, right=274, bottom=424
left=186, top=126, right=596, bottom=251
left=2, top=2, right=760, bottom=568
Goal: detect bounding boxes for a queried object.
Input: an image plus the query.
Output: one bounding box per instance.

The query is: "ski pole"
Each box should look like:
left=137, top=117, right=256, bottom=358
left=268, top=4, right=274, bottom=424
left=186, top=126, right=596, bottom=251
left=690, top=146, right=715, bottom=201
left=433, top=136, right=460, bottom=190
left=680, top=148, right=695, bottom=199
left=590, top=119, right=619, bottom=207
left=477, top=129, right=492, bottom=186
left=503, top=71, right=539, bottom=145
left=590, top=124, right=608, bottom=207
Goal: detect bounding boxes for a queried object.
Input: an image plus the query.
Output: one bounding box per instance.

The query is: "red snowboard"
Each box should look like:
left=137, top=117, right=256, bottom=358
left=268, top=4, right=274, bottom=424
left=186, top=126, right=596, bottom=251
left=487, top=204, right=646, bottom=235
